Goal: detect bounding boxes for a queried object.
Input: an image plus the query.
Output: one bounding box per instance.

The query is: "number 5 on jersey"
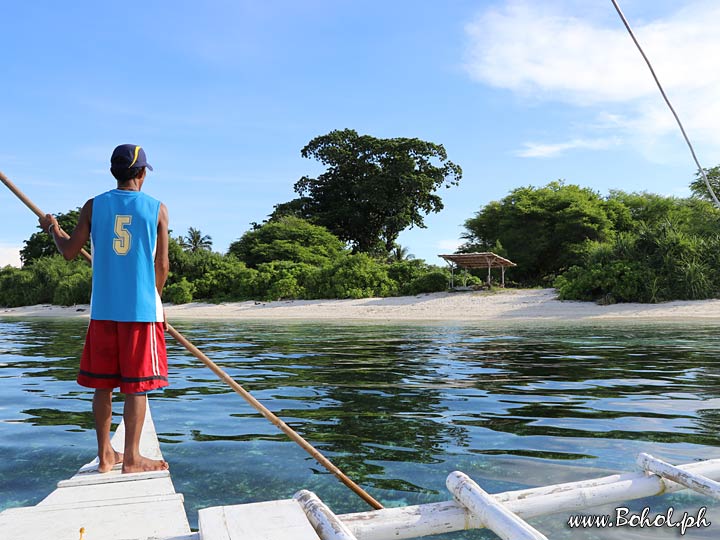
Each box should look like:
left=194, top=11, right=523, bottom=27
left=113, top=215, right=133, bottom=255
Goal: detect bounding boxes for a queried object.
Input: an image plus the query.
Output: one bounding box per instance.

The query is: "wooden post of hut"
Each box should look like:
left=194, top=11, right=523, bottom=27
left=439, top=252, right=517, bottom=289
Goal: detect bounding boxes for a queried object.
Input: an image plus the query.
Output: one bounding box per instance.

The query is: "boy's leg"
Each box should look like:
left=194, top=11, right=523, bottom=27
left=118, top=322, right=169, bottom=473
left=94, top=388, right=123, bottom=473
left=122, top=393, right=168, bottom=473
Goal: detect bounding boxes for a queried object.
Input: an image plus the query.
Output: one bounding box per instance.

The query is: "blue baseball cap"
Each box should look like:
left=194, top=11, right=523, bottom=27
left=110, top=144, right=153, bottom=171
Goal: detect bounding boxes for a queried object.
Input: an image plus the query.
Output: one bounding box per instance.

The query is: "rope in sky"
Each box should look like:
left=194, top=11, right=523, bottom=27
left=609, top=0, right=720, bottom=208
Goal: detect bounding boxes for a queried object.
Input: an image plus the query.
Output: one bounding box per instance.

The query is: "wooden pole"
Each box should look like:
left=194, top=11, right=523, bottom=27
left=0, top=169, right=384, bottom=511
left=448, top=261, right=454, bottom=289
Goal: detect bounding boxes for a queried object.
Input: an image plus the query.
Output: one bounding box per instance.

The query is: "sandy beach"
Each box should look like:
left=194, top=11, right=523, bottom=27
left=2, top=288, right=720, bottom=322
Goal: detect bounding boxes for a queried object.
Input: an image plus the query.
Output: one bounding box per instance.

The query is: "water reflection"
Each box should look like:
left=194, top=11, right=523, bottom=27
left=1, top=319, right=719, bottom=537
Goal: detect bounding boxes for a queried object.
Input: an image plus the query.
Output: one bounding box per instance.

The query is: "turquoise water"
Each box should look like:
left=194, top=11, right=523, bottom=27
left=1, top=319, right=719, bottom=538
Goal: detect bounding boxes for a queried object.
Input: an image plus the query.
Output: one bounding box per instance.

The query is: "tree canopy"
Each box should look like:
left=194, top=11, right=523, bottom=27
left=20, top=208, right=87, bottom=265
left=462, top=181, right=614, bottom=283
left=228, top=216, right=346, bottom=268
left=178, top=227, right=213, bottom=253
left=276, top=129, right=461, bottom=254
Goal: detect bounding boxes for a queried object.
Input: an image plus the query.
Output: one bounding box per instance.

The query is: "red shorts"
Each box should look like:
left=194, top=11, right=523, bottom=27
left=78, top=320, right=169, bottom=394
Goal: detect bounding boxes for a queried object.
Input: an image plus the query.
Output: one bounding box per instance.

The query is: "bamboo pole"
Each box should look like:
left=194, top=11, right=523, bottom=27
left=0, top=169, right=384, bottom=511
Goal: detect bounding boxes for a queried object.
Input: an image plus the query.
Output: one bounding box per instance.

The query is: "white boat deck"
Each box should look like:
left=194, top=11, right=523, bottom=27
left=0, top=400, right=195, bottom=540
left=199, top=500, right=321, bottom=540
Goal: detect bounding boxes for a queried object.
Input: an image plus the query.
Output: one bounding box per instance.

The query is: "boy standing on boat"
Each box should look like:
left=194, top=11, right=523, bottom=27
left=40, top=144, right=170, bottom=473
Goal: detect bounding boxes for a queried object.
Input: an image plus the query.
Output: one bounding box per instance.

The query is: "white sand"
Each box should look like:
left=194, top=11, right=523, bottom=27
left=2, top=289, right=720, bottom=322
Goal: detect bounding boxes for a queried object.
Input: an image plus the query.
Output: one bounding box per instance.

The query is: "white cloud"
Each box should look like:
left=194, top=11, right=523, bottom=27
left=515, top=136, right=621, bottom=158
left=0, top=245, right=21, bottom=268
left=437, top=239, right=462, bottom=253
left=465, top=1, right=720, bottom=154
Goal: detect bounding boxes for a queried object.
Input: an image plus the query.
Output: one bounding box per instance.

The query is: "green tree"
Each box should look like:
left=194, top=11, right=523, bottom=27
left=268, top=197, right=314, bottom=222
left=20, top=208, right=88, bottom=265
left=167, top=236, right=188, bottom=285
left=462, top=181, right=614, bottom=284
left=284, top=129, right=461, bottom=254
left=554, top=188, right=720, bottom=304
left=178, top=227, right=213, bottom=253
left=607, top=190, right=720, bottom=236
left=387, top=244, right=415, bottom=263
left=228, top=216, right=346, bottom=268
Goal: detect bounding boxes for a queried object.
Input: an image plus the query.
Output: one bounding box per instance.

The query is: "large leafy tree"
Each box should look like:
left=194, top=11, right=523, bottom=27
left=278, top=129, right=461, bottom=254
left=20, top=208, right=88, bottom=266
left=178, top=227, right=213, bottom=253
left=462, top=181, right=614, bottom=283
left=607, top=190, right=720, bottom=237
left=228, top=216, right=346, bottom=268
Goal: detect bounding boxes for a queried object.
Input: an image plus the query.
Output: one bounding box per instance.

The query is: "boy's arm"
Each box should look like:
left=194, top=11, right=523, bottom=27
left=155, top=203, right=170, bottom=296
left=40, top=199, right=92, bottom=261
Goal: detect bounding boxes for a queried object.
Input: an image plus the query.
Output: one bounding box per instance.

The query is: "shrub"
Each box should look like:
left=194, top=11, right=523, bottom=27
left=53, top=267, right=92, bottom=305
left=555, top=262, right=656, bottom=303
left=192, top=257, right=258, bottom=300
left=387, top=259, right=429, bottom=285
left=254, top=261, right=320, bottom=300
left=405, top=270, right=449, bottom=295
left=315, top=254, right=394, bottom=299
left=266, top=277, right=303, bottom=300
left=180, top=250, right=227, bottom=283
left=0, top=267, right=40, bottom=307
left=26, top=256, right=82, bottom=304
left=675, top=258, right=714, bottom=300
left=0, top=258, right=92, bottom=307
left=164, top=278, right=194, bottom=304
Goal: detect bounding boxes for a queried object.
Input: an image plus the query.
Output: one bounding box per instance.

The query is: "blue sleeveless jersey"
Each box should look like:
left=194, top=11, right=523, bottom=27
left=90, top=189, right=163, bottom=322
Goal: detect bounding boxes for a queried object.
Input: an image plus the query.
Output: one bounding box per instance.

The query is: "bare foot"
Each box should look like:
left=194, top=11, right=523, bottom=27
left=98, top=450, right=124, bottom=473
left=122, top=456, right=169, bottom=474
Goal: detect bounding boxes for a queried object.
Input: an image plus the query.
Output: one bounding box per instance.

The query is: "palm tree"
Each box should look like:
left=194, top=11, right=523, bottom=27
left=388, top=244, right=415, bottom=263
left=178, top=227, right=213, bottom=253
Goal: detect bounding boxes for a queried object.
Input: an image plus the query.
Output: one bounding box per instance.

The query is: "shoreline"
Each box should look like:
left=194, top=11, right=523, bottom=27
left=3, top=289, right=720, bottom=322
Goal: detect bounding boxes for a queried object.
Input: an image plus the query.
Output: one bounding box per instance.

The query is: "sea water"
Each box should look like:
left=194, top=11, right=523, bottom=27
left=1, top=318, right=719, bottom=539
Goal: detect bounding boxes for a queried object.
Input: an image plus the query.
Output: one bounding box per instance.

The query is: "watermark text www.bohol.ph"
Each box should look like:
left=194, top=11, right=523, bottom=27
left=567, top=507, right=711, bottom=535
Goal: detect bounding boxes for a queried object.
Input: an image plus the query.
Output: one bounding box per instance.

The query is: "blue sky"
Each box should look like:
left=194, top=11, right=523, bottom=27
left=2, top=0, right=718, bottom=267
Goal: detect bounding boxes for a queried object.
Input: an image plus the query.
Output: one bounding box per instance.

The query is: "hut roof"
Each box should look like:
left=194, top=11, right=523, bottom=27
left=439, top=252, right=516, bottom=269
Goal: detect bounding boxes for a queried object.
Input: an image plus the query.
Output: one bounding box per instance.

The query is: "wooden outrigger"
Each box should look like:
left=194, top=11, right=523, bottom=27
left=1, top=399, right=719, bottom=540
